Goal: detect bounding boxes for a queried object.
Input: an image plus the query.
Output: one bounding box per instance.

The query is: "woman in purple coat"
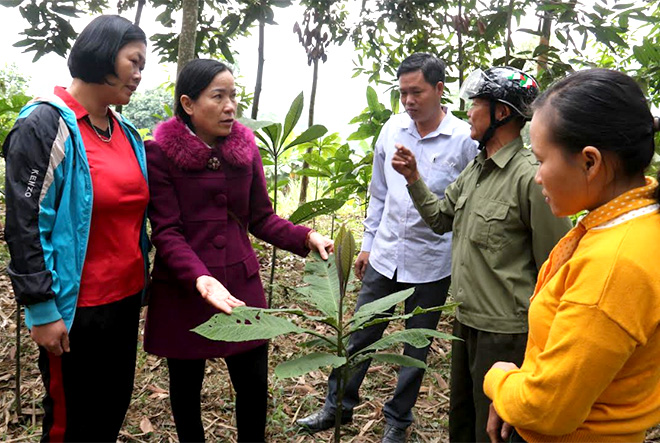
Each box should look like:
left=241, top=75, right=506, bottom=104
left=144, top=59, right=333, bottom=442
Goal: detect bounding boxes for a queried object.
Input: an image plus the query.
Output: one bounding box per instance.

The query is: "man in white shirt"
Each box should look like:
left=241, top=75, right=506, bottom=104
left=297, top=53, right=477, bottom=443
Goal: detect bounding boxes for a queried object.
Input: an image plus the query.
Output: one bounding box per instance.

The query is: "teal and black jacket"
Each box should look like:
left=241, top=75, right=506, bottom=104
left=2, top=95, right=149, bottom=331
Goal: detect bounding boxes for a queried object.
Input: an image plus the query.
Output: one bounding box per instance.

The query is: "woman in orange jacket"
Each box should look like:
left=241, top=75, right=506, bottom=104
left=484, top=69, right=660, bottom=442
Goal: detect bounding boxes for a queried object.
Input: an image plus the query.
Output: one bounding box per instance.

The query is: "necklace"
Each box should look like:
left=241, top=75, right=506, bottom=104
left=89, top=115, right=113, bottom=143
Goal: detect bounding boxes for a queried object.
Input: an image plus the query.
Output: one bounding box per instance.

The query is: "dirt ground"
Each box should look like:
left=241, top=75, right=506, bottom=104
left=1, top=240, right=659, bottom=442
left=0, top=242, right=455, bottom=443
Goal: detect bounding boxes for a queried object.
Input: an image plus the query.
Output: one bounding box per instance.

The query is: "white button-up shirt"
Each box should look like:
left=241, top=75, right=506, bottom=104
left=363, top=109, right=478, bottom=283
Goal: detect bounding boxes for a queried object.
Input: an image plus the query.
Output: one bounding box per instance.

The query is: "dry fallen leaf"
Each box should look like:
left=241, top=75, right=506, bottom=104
left=358, top=418, right=375, bottom=436
left=146, top=384, right=168, bottom=394
left=432, top=372, right=449, bottom=391
left=139, top=416, right=154, bottom=434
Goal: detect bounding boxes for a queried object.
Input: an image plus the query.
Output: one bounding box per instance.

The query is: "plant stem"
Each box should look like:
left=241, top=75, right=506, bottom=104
left=334, top=263, right=347, bottom=442
left=268, top=247, right=278, bottom=308
left=334, top=365, right=345, bottom=443
left=268, top=154, right=279, bottom=307
left=251, top=19, right=265, bottom=120
left=14, top=303, right=21, bottom=415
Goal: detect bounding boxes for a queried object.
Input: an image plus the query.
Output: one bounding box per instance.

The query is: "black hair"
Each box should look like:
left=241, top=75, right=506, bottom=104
left=68, top=15, right=146, bottom=84
left=397, top=53, right=445, bottom=85
left=534, top=69, right=655, bottom=180
left=175, top=59, right=233, bottom=130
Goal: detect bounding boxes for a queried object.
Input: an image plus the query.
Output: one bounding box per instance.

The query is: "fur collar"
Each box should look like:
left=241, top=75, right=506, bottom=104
left=152, top=117, right=254, bottom=170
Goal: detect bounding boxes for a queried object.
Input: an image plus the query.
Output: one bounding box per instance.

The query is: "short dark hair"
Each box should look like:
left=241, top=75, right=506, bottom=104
left=68, top=15, right=146, bottom=84
left=175, top=59, right=233, bottom=130
left=397, top=53, right=445, bottom=85
left=534, top=68, right=655, bottom=178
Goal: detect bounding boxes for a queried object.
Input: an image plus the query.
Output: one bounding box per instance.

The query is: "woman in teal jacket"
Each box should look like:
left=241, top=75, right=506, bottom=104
left=3, top=15, right=149, bottom=442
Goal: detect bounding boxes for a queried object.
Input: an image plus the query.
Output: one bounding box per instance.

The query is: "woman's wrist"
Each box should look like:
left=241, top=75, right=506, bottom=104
left=305, top=230, right=316, bottom=249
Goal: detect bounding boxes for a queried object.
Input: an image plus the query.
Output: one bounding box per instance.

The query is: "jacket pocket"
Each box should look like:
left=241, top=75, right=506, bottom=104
left=469, top=199, right=510, bottom=250
left=242, top=254, right=261, bottom=279
left=452, top=195, right=469, bottom=237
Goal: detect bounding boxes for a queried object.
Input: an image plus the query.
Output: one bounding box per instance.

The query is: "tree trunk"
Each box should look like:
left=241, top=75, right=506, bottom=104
left=177, top=0, right=199, bottom=77
left=537, top=8, right=552, bottom=73
left=251, top=19, right=266, bottom=119
left=14, top=304, right=21, bottom=416
left=115, top=0, right=146, bottom=115
left=134, top=0, right=146, bottom=25
left=457, top=0, right=464, bottom=111
left=505, top=0, right=515, bottom=65
left=298, top=58, right=319, bottom=205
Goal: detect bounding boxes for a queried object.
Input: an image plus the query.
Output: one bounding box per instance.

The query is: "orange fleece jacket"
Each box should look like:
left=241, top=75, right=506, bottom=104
left=484, top=208, right=660, bottom=442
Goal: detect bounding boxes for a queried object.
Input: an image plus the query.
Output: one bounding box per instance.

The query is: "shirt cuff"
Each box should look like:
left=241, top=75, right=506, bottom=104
left=360, top=233, right=374, bottom=252
left=24, top=299, right=62, bottom=329
left=407, top=177, right=431, bottom=202
left=483, top=367, right=508, bottom=400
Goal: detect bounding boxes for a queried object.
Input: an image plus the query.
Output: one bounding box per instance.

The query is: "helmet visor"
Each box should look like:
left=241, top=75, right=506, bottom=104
left=459, top=69, right=486, bottom=101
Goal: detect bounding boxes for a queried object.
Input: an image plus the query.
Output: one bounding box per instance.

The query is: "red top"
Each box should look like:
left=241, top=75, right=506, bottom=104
left=54, top=87, right=149, bottom=307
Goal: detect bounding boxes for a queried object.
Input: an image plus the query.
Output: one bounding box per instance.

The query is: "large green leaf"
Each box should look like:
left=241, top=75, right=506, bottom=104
left=296, top=169, right=331, bottom=178
left=50, top=5, right=79, bottom=17
left=299, top=337, right=336, bottom=350
left=390, top=89, right=400, bottom=114
left=285, top=124, right=328, bottom=149
left=323, top=179, right=361, bottom=196
left=282, top=92, right=304, bottom=144
left=369, top=353, right=426, bottom=369
left=263, top=123, right=282, bottom=150
left=0, top=0, right=24, bottom=7
left=356, top=329, right=455, bottom=356
left=255, top=132, right=273, bottom=153
left=218, top=39, right=235, bottom=63
left=288, top=198, right=345, bottom=225
left=274, top=352, right=346, bottom=378
left=349, top=288, right=414, bottom=329
left=347, top=124, right=377, bottom=141
left=238, top=117, right=275, bottom=133
left=357, top=303, right=459, bottom=331
left=295, top=252, right=340, bottom=319
left=192, top=306, right=306, bottom=342
left=366, top=86, right=379, bottom=112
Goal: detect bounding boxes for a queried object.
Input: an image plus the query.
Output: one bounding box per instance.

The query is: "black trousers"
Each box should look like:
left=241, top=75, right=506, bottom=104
left=324, top=264, right=451, bottom=429
left=448, top=319, right=527, bottom=443
left=167, top=343, right=269, bottom=443
left=39, top=292, right=141, bottom=442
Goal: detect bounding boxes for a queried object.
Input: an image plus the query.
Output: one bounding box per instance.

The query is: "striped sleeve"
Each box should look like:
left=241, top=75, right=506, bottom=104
left=3, top=104, right=66, bottom=324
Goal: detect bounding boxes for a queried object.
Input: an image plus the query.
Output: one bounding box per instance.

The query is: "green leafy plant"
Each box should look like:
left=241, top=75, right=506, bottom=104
left=0, top=92, right=30, bottom=147
left=298, top=138, right=373, bottom=232
left=193, top=225, right=457, bottom=442
left=241, top=92, right=347, bottom=306
left=348, top=85, right=395, bottom=150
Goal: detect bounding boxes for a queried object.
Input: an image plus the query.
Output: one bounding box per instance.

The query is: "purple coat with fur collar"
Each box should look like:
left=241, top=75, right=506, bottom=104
left=143, top=117, right=310, bottom=359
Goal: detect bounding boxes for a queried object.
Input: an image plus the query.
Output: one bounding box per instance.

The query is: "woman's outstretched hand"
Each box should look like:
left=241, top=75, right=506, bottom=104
left=391, top=143, right=421, bottom=185
left=307, top=231, right=334, bottom=260
left=196, top=275, right=245, bottom=314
